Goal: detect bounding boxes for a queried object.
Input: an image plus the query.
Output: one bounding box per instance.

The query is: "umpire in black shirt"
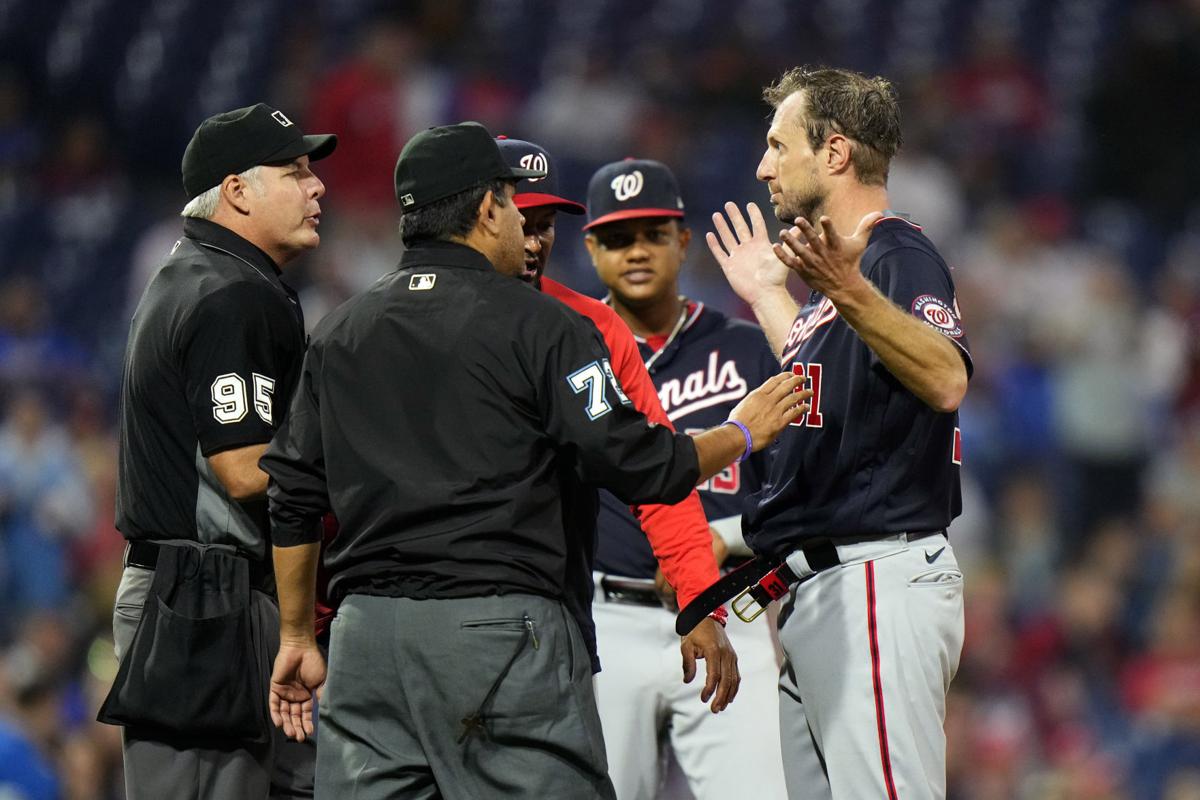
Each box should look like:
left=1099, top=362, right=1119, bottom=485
left=100, top=104, right=335, bottom=799
left=261, top=122, right=808, bottom=799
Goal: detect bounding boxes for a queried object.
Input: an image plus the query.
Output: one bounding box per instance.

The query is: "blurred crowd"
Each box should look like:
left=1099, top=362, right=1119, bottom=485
left=2, top=0, right=1200, bottom=798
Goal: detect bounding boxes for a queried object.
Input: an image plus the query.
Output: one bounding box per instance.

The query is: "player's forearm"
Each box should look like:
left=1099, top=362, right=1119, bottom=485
left=692, top=424, right=750, bottom=483
left=830, top=279, right=968, bottom=413
left=634, top=492, right=720, bottom=608
left=273, top=542, right=321, bottom=645
left=748, top=288, right=799, bottom=360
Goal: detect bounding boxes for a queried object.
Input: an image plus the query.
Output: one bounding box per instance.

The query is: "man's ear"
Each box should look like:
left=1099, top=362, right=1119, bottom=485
left=677, top=224, right=692, bottom=254
left=825, top=134, right=853, bottom=176
left=583, top=233, right=601, bottom=265
left=220, top=173, right=254, bottom=215
left=477, top=189, right=501, bottom=237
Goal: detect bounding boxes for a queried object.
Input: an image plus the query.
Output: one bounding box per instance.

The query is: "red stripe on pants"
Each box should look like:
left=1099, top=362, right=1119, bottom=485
left=866, top=561, right=899, bottom=800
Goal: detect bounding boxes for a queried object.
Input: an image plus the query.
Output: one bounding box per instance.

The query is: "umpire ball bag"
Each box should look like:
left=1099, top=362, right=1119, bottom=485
left=97, top=544, right=270, bottom=743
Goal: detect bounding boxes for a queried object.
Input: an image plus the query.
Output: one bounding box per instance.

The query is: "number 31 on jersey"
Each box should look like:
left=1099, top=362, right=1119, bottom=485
left=789, top=362, right=823, bottom=428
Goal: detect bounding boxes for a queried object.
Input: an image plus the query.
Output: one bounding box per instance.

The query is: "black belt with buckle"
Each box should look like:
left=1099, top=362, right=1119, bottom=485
left=675, top=530, right=945, bottom=635
left=599, top=576, right=662, bottom=608
left=126, top=540, right=273, bottom=592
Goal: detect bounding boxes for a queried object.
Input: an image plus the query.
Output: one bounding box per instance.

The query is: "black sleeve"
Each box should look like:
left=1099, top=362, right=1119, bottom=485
left=261, top=346, right=328, bottom=547
left=538, top=312, right=699, bottom=506
left=181, top=282, right=303, bottom=456
left=869, top=247, right=973, bottom=377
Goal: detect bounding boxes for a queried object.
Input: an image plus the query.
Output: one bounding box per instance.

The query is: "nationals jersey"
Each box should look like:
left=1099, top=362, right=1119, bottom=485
left=745, top=215, right=973, bottom=557
left=596, top=302, right=778, bottom=579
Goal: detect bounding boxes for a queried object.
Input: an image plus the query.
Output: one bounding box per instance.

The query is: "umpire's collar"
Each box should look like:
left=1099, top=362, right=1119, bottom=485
left=183, top=217, right=283, bottom=279
left=398, top=240, right=496, bottom=273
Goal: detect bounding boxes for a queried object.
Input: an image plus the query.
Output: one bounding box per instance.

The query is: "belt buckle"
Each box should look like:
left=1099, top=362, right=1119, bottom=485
left=730, top=566, right=791, bottom=622
left=731, top=586, right=768, bottom=622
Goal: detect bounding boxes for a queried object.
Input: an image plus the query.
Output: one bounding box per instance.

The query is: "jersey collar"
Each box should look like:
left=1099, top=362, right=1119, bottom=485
left=398, top=240, right=496, bottom=272
left=183, top=217, right=282, bottom=279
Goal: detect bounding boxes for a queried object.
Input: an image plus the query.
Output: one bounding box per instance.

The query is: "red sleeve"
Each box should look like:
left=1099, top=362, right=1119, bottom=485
left=541, top=278, right=720, bottom=610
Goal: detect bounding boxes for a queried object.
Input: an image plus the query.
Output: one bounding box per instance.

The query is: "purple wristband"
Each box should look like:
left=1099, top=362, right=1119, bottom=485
left=722, top=419, right=753, bottom=463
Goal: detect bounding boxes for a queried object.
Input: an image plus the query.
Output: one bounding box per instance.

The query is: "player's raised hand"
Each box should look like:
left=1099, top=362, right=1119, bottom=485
left=775, top=212, right=883, bottom=301
left=680, top=617, right=740, bottom=713
left=707, top=202, right=791, bottom=306
left=728, top=372, right=812, bottom=450
left=269, top=641, right=326, bottom=743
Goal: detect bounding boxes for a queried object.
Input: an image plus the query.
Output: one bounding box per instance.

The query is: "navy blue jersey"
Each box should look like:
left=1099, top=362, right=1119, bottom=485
left=596, top=303, right=779, bottom=578
left=745, top=216, right=972, bottom=557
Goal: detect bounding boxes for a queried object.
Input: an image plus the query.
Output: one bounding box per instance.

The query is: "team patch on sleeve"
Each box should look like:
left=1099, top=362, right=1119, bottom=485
left=911, top=294, right=963, bottom=338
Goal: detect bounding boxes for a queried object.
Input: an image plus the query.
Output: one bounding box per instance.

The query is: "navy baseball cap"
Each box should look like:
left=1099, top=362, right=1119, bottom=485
left=494, top=136, right=585, bottom=215
left=394, top=122, right=545, bottom=212
left=584, top=158, right=685, bottom=231
left=181, top=103, right=337, bottom=198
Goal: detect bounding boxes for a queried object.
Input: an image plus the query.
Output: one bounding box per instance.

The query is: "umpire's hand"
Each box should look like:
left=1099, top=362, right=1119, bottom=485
left=681, top=618, right=740, bottom=713
left=270, top=641, right=327, bottom=742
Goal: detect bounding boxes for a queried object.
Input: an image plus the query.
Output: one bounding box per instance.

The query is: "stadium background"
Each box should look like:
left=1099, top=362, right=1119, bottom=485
left=1, top=0, right=1199, bottom=797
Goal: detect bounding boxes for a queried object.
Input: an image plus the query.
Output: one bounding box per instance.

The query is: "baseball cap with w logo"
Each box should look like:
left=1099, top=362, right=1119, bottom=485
left=494, top=136, right=585, bottom=215
left=181, top=103, right=337, bottom=198
left=584, top=158, right=685, bottom=231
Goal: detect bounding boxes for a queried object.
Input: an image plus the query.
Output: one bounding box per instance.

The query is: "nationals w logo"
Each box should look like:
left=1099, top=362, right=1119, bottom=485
left=519, top=153, right=548, bottom=183
left=610, top=171, right=644, bottom=201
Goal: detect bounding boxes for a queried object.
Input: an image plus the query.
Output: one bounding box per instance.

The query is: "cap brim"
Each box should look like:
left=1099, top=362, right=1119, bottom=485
left=507, top=167, right=547, bottom=180
left=263, top=133, right=339, bottom=166
left=514, top=192, right=586, bottom=215
left=583, top=208, right=684, bottom=231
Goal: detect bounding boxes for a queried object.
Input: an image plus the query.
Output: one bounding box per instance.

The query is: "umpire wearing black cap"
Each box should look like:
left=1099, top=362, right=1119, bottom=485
left=99, top=103, right=335, bottom=799
left=261, top=121, right=807, bottom=799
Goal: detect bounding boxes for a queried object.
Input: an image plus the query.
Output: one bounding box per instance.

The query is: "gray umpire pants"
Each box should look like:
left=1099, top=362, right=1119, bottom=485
left=318, top=593, right=614, bottom=800
left=112, top=564, right=316, bottom=800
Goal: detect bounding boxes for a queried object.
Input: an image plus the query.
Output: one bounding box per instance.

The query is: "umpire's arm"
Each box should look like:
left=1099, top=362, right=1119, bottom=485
left=260, top=349, right=330, bottom=742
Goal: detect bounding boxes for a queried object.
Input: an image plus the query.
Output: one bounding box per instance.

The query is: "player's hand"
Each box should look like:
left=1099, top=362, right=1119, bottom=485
left=774, top=212, right=883, bottom=302
left=707, top=202, right=791, bottom=306
left=728, top=372, right=812, bottom=450
left=269, top=641, right=327, bottom=743
left=680, top=617, right=740, bottom=713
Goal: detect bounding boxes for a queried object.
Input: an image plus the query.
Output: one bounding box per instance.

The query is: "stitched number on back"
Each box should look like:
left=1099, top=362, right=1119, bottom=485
left=211, top=373, right=248, bottom=423
left=253, top=374, right=275, bottom=425
left=789, top=362, right=824, bottom=428
left=567, top=362, right=612, bottom=420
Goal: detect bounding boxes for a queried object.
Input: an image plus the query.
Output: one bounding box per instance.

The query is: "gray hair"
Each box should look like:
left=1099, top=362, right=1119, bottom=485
left=180, top=165, right=265, bottom=219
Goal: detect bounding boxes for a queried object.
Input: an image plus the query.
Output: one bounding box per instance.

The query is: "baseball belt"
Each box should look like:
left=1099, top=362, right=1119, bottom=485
left=674, top=530, right=944, bottom=635
left=126, top=540, right=273, bottom=593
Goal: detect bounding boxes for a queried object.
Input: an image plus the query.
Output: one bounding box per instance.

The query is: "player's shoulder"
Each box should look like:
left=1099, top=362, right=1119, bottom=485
left=690, top=304, right=768, bottom=346
left=541, top=277, right=618, bottom=328
left=863, top=215, right=949, bottom=272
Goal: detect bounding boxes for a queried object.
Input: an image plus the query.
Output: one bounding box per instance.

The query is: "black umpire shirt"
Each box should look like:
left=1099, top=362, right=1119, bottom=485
left=116, top=218, right=306, bottom=559
left=262, top=241, right=700, bottom=662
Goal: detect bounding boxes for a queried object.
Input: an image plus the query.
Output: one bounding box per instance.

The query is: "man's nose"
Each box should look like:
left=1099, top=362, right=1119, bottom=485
left=755, top=150, right=774, bottom=182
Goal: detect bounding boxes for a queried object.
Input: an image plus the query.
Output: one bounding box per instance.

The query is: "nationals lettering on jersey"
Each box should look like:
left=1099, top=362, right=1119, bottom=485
left=745, top=216, right=973, bottom=558
left=596, top=303, right=778, bottom=579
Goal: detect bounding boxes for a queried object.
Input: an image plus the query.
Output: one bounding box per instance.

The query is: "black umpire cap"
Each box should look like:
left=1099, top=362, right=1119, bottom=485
left=494, top=136, right=585, bottom=215
left=584, top=158, right=685, bottom=231
left=393, top=122, right=546, bottom=212
left=181, top=103, right=337, bottom=198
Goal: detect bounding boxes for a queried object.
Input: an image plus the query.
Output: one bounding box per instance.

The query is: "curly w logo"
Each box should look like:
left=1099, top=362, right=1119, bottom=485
left=610, top=171, right=644, bottom=201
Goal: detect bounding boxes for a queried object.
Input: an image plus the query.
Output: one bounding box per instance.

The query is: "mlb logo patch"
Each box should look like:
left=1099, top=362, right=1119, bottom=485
left=401, top=193, right=415, bottom=207
left=409, top=273, right=437, bottom=291
left=271, top=110, right=293, bottom=127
